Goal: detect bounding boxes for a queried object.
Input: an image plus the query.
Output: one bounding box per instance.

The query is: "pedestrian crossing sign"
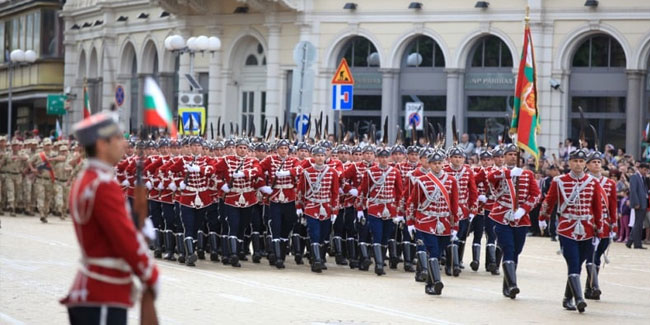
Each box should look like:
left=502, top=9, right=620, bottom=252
left=331, top=58, right=355, bottom=85
left=178, top=107, right=206, bottom=135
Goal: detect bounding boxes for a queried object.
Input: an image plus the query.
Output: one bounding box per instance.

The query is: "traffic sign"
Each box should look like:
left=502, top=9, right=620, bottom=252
left=294, top=114, right=310, bottom=136
left=405, top=102, right=423, bottom=130
left=46, top=94, right=67, bottom=115
left=331, top=58, right=354, bottom=85
left=115, top=84, right=125, bottom=107
left=178, top=106, right=206, bottom=135
left=293, top=41, right=317, bottom=67
left=332, top=84, right=353, bottom=110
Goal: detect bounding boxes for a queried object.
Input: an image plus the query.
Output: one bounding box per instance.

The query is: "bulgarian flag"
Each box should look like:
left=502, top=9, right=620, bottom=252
left=83, top=85, right=91, bottom=119
left=143, top=77, right=177, bottom=138
left=55, top=119, right=63, bottom=140
left=510, top=21, right=540, bottom=161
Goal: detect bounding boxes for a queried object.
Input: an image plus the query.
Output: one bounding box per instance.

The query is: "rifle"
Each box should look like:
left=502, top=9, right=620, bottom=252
left=133, top=128, right=158, bottom=325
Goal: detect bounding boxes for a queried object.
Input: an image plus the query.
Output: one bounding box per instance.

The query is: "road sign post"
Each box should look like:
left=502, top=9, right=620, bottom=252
left=292, top=41, right=317, bottom=141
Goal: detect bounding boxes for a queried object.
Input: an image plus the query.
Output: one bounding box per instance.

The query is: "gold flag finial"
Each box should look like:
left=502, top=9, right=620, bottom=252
left=525, top=6, right=530, bottom=24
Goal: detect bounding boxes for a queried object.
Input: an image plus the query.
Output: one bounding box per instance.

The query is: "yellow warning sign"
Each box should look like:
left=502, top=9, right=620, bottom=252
left=331, top=58, right=355, bottom=85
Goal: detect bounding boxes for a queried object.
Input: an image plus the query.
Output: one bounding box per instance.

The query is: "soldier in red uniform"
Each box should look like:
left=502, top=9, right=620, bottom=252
left=297, top=146, right=340, bottom=273
left=444, top=146, right=478, bottom=274
left=406, top=149, right=459, bottom=295
left=358, top=147, right=403, bottom=275
left=584, top=151, right=617, bottom=300
left=469, top=150, right=493, bottom=272
left=61, top=112, right=159, bottom=324
left=394, top=145, right=420, bottom=272
left=259, top=139, right=300, bottom=269
left=332, top=144, right=353, bottom=266
left=540, top=148, right=604, bottom=313
left=156, top=140, right=181, bottom=261
left=290, top=142, right=312, bottom=265
left=487, top=144, right=541, bottom=299
left=485, top=147, right=504, bottom=275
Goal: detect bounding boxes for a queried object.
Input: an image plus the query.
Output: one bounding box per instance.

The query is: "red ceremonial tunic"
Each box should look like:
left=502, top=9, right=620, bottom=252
left=444, top=164, right=478, bottom=219
left=358, top=164, right=403, bottom=219
left=167, top=155, right=215, bottom=208
left=216, top=155, right=262, bottom=208
left=406, top=171, right=459, bottom=235
left=592, top=174, right=618, bottom=237
left=487, top=167, right=541, bottom=227
left=540, top=173, right=604, bottom=241
left=260, top=155, right=300, bottom=203
left=396, top=161, right=419, bottom=214
left=340, top=160, right=374, bottom=210
left=61, top=159, right=159, bottom=308
left=298, top=164, right=340, bottom=220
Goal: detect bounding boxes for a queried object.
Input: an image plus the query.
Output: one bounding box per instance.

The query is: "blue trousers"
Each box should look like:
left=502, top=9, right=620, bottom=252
left=560, top=236, right=594, bottom=275
left=590, top=238, right=610, bottom=267
left=149, top=200, right=163, bottom=229
left=306, top=217, right=332, bottom=244
left=205, top=202, right=220, bottom=233
left=494, top=223, right=528, bottom=264
left=333, top=206, right=357, bottom=239
left=161, top=202, right=178, bottom=232
left=223, top=205, right=252, bottom=239
left=357, top=210, right=371, bottom=243
left=179, top=205, right=206, bottom=238
left=368, top=215, right=395, bottom=245
left=416, top=231, right=450, bottom=259
left=471, top=214, right=486, bottom=244
left=484, top=211, right=497, bottom=244
left=456, top=218, right=469, bottom=242
left=269, top=202, right=297, bottom=239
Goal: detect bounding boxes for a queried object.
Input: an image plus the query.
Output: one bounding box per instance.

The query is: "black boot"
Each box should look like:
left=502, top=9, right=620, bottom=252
left=291, top=234, right=304, bottom=265
left=358, top=242, right=371, bottom=271
left=163, top=230, right=176, bottom=261
left=415, top=251, right=428, bottom=282
left=320, top=244, right=328, bottom=270
left=373, top=244, right=385, bottom=276
left=220, top=235, right=230, bottom=265
left=310, top=243, right=323, bottom=273
left=585, top=263, right=601, bottom=300
left=448, top=244, right=461, bottom=277
left=266, top=235, right=276, bottom=265
left=502, top=260, right=520, bottom=299
left=493, top=246, right=503, bottom=275
left=426, top=258, right=444, bottom=295
left=457, top=240, right=466, bottom=269
left=153, top=229, right=163, bottom=258
left=196, top=231, right=206, bottom=260
left=273, top=239, right=285, bottom=269
left=251, top=232, right=262, bottom=263
left=208, top=232, right=220, bottom=262
left=176, top=234, right=186, bottom=264
left=229, top=236, right=241, bottom=267
left=346, top=238, right=358, bottom=269
left=470, top=243, right=481, bottom=272
left=184, top=237, right=197, bottom=266
left=333, top=237, right=348, bottom=265
left=388, top=239, right=399, bottom=269
left=402, top=242, right=415, bottom=272
left=563, top=279, right=577, bottom=311
left=568, top=274, right=587, bottom=313
left=486, top=243, right=497, bottom=273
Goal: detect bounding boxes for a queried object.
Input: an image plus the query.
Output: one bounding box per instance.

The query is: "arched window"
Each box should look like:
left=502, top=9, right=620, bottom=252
left=569, top=34, right=627, bottom=150
left=403, top=36, right=445, bottom=68
left=245, top=55, right=258, bottom=66
left=341, top=36, right=380, bottom=67
left=465, top=36, right=514, bottom=145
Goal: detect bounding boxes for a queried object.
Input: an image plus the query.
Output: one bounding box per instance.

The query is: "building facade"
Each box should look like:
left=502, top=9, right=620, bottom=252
left=60, top=0, right=650, bottom=157
left=0, top=0, right=65, bottom=137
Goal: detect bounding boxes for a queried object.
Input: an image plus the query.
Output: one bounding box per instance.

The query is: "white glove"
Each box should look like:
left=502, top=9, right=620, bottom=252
left=191, top=165, right=201, bottom=172
left=221, top=183, right=230, bottom=193
left=592, top=237, right=601, bottom=247
left=331, top=214, right=337, bottom=223
left=348, top=188, right=359, bottom=197
left=510, top=167, right=523, bottom=177
left=168, top=182, right=177, bottom=192
left=393, top=216, right=405, bottom=224
left=469, top=213, right=475, bottom=222
left=538, top=220, right=547, bottom=232
left=179, top=181, right=187, bottom=190
left=142, top=218, right=156, bottom=241
left=276, top=170, right=290, bottom=177
left=408, top=225, right=416, bottom=237
left=339, top=187, right=344, bottom=195
left=157, top=182, right=164, bottom=190
left=357, top=211, right=365, bottom=221
left=233, top=171, right=245, bottom=178
left=609, top=231, right=616, bottom=240
left=121, top=179, right=130, bottom=187
left=260, top=186, right=273, bottom=195
left=513, top=208, right=526, bottom=221
left=478, top=195, right=488, bottom=203
left=296, top=209, right=303, bottom=217
left=145, top=181, right=153, bottom=190
left=451, top=230, right=459, bottom=241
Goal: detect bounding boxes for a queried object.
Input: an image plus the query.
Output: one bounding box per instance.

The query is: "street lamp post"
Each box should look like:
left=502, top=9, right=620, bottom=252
left=164, top=34, right=221, bottom=82
left=7, top=49, right=37, bottom=141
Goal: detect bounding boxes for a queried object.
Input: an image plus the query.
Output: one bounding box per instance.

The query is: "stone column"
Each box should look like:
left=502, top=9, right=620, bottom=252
left=627, top=70, right=644, bottom=159
left=265, top=24, right=282, bottom=123
left=445, top=68, right=462, bottom=147
left=207, top=27, right=223, bottom=137
left=380, top=68, right=399, bottom=144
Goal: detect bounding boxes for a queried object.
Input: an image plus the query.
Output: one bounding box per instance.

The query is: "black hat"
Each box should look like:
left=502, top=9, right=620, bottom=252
left=296, top=142, right=310, bottom=151
left=419, top=148, right=433, bottom=158
left=503, top=143, right=518, bottom=154
left=72, top=112, right=122, bottom=146
left=311, top=146, right=326, bottom=155
left=146, top=140, right=157, bottom=149
left=136, top=140, right=147, bottom=149
left=214, top=141, right=224, bottom=149
left=376, top=147, right=390, bottom=157
left=352, top=145, right=363, bottom=153
left=235, top=138, right=250, bottom=147
left=586, top=151, right=603, bottom=163
left=428, top=149, right=446, bottom=162
left=479, top=151, right=493, bottom=159
left=319, top=140, right=332, bottom=149
left=406, top=145, right=419, bottom=154
left=158, top=139, right=170, bottom=147
left=491, top=147, right=504, bottom=157
left=447, top=146, right=464, bottom=158
left=569, top=148, right=589, bottom=160
left=391, top=145, right=406, bottom=154
left=255, top=143, right=268, bottom=152
left=336, top=144, right=350, bottom=153
left=224, top=139, right=235, bottom=147
left=363, top=145, right=375, bottom=154
left=189, top=136, right=203, bottom=145
left=276, top=139, right=291, bottom=148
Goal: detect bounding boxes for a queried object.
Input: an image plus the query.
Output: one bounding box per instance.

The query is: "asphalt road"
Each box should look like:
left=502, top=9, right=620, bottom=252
left=1, top=215, right=649, bottom=324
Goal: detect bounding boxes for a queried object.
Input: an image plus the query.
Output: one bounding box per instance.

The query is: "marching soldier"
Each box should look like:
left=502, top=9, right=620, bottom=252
left=52, top=143, right=74, bottom=219
left=540, top=148, right=603, bottom=313
left=487, top=144, right=541, bottom=299
left=584, top=151, right=617, bottom=301
left=406, top=149, right=459, bottom=295
left=2, top=139, right=28, bottom=216
left=333, top=145, right=355, bottom=266
left=61, top=112, right=159, bottom=324
left=259, top=139, right=300, bottom=269
left=22, top=139, right=38, bottom=216
left=485, top=147, right=504, bottom=275
left=28, top=138, right=62, bottom=223
left=470, top=151, right=493, bottom=272
left=395, top=145, right=420, bottom=272
left=358, top=147, right=403, bottom=276
left=297, top=146, right=340, bottom=273
left=0, top=135, right=7, bottom=215
left=290, top=142, right=311, bottom=265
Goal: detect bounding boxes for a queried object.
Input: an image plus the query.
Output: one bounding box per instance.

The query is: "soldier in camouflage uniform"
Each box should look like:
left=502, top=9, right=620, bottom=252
left=52, top=142, right=73, bottom=219
left=0, top=135, right=8, bottom=215
left=28, top=138, right=64, bottom=223
left=2, top=139, right=29, bottom=216
left=22, top=139, right=38, bottom=216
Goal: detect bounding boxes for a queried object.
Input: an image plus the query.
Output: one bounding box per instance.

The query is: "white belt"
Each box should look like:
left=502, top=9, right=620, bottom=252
left=563, top=213, right=591, bottom=221
left=273, top=184, right=294, bottom=189
left=80, top=257, right=132, bottom=285
left=186, top=186, right=208, bottom=192
left=308, top=198, right=329, bottom=204
left=369, top=199, right=392, bottom=204
left=417, top=211, right=450, bottom=219
left=231, top=187, right=254, bottom=193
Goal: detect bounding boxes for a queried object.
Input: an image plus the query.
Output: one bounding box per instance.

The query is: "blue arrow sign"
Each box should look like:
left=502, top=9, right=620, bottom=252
left=294, top=114, right=310, bottom=136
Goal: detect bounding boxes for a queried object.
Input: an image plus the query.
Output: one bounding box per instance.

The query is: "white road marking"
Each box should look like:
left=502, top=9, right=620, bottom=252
left=161, top=263, right=457, bottom=325
left=0, top=311, right=25, bottom=325
left=218, top=293, right=254, bottom=303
